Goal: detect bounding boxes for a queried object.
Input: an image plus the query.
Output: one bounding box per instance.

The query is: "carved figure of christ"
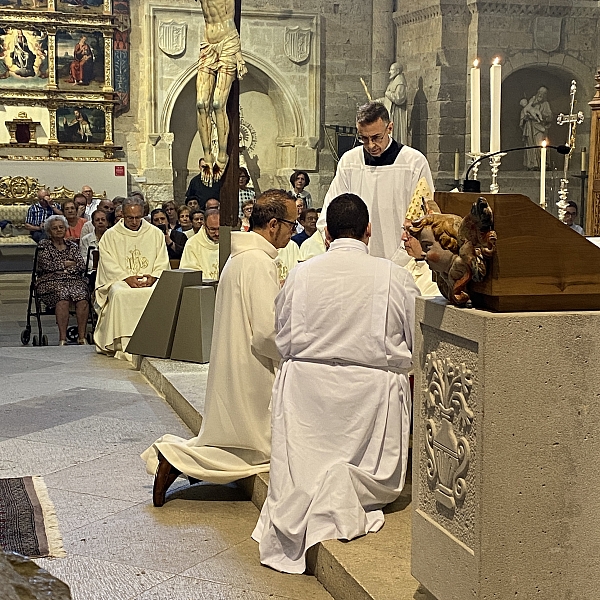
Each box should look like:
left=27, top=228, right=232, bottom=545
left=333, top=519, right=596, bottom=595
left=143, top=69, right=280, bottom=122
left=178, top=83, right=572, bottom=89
left=196, top=0, right=247, bottom=182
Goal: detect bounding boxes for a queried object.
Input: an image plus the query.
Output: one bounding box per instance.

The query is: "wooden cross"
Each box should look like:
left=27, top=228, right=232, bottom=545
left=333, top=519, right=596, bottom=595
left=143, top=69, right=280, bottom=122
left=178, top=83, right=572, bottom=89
left=219, top=0, right=242, bottom=230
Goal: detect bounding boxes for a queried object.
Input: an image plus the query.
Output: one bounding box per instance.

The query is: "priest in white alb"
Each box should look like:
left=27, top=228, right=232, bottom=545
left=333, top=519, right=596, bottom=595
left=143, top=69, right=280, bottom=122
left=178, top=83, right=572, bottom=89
left=142, top=190, right=298, bottom=506
left=179, top=208, right=220, bottom=279
left=94, top=196, right=169, bottom=361
left=316, top=101, right=433, bottom=266
left=253, top=193, right=420, bottom=573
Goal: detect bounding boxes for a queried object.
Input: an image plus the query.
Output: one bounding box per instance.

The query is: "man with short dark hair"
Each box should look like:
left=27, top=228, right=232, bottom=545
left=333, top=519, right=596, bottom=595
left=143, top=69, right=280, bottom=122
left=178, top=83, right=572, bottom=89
left=562, top=201, right=585, bottom=235
left=94, top=196, right=169, bottom=360
left=252, top=193, right=419, bottom=573
left=186, top=158, right=222, bottom=210
left=318, top=101, right=433, bottom=264
left=143, top=189, right=297, bottom=505
left=292, top=208, right=318, bottom=246
left=80, top=198, right=114, bottom=238
left=25, top=188, right=62, bottom=242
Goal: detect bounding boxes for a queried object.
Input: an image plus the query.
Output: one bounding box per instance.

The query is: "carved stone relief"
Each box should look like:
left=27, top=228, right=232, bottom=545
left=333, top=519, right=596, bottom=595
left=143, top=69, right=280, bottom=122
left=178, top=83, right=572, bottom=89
left=284, top=26, right=312, bottom=64
left=158, top=20, right=187, bottom=57
left=424, top=351, right=473, bottom=511
left=418, top=328, right=478, bottom=550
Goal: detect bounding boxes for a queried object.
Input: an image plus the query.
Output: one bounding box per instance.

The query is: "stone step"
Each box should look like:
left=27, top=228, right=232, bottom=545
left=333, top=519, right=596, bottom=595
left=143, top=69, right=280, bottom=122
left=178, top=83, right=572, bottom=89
left=139, top=356, right=435, bottom=600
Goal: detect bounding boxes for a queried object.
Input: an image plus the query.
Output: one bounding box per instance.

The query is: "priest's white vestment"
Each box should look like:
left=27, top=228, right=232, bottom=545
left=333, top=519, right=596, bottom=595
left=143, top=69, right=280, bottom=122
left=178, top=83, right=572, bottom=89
left=276, top=240, right=299, bottom=284
left=252, top=238, right=420, bottom=573
left=298, top=230, right=326, bottom=262
left=142, top=232, right=281, bottom=483
left=317, top=144, right=434, bottom=263
left=94, top=220, right=169, bottom=359
left=405, top=257, right=441, bottom=297
left=179, top=226, right=220, bottom=280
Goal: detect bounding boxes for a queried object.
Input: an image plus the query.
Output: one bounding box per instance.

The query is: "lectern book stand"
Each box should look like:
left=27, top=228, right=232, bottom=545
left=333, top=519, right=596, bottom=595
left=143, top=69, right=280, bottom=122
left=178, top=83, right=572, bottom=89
left=435, top=192, right=600, bottom=311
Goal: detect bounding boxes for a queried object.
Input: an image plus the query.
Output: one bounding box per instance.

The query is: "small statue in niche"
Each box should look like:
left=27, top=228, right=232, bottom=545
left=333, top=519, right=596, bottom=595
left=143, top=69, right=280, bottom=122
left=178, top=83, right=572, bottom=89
left=520, top=86, right=553, bottom=170
left=377, top=62, right=408, bottom=145
left=408, top=198, right=497, bottom=307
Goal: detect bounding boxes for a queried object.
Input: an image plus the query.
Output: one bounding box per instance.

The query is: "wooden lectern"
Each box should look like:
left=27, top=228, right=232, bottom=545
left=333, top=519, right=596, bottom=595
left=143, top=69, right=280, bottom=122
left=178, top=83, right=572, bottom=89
left=435, top=192, right=600, bottom=311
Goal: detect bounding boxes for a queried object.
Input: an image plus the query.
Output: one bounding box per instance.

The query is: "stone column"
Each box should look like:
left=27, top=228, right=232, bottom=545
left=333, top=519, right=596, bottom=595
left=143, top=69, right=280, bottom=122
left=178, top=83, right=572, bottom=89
left=412, top=297, right=600, bottom=599
left=371, top=0, right=395, bottom=99
left=586, top=68, right=600, bottom=235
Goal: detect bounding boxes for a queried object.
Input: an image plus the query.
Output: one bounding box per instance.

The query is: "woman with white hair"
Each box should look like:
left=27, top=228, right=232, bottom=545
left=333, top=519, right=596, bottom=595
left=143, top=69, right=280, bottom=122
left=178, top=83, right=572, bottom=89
left=36, top=215, right=90, bottom=345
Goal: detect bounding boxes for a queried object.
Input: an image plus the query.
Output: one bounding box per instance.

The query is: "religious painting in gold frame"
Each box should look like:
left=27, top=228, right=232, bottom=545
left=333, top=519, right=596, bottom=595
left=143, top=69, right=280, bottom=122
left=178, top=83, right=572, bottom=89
left=0, top=27, right=49, bottom=88
left=56, top=29, right=105, bottom=90
left=55, top=0, right=107, bottom=15
left=0, top=0, right=48, bottom=11
left=56, top=104, right=107, bottom=144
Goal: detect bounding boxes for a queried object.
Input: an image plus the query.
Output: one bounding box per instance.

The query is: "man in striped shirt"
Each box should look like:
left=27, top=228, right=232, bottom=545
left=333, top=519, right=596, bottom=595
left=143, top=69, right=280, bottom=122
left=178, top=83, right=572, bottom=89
left=25, top=188, right=62, bottom=242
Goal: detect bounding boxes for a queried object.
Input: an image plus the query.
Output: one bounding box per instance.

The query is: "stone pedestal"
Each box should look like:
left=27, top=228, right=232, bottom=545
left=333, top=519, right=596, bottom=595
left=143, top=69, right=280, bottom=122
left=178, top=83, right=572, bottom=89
left=170, top=285, right=215, bottom=364
left=126, top=269, right=203, bottom=359
left=412, top=297, right=600, bottom=599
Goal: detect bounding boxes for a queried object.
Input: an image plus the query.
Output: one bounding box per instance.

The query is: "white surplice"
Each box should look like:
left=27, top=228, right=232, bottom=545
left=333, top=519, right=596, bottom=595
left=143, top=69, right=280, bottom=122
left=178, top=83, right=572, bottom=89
left=252, top=238, right=420, bottom=573
left=142, top=231, right=281, bottom=483
left=179, top=226, right=220, bottom=280
left=317, top=144, right=434, bottom=262
left=94, top=220, right=169, bottom=359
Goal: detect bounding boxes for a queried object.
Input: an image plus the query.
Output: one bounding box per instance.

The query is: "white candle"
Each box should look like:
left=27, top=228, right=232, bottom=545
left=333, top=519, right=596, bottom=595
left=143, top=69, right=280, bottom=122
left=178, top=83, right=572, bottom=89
left=490, top=57, right=502, bottom=153
left=540, top=140, right=547, bottom=209
left=470, top=59, right=481, bottom=155
left=454, top=149, right=460, bottom=180
left=582, top=147, right=587, bottom=173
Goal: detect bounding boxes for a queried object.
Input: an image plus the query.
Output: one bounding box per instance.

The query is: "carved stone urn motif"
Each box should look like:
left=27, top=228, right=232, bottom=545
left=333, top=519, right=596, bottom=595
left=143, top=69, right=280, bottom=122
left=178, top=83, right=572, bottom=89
left=424, top=352, right=474, bottom=512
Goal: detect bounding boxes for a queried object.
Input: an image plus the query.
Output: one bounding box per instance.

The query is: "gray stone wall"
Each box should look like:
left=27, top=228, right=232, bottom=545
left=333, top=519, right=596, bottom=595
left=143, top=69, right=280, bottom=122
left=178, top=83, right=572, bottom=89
left=115, top=0, right=379, bottom=206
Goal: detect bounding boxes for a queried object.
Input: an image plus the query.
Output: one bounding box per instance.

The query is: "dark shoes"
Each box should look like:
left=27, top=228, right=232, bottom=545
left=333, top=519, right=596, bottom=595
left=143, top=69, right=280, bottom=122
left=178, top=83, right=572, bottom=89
left=153, top=452, right=181, bottom=507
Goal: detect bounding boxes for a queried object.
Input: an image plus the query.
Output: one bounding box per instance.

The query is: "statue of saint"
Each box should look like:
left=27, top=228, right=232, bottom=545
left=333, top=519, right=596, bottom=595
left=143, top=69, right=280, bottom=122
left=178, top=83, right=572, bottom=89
left=381, top=62, right=408, bottom=145
left=195, top=0, right=247, bottom=182
left=519, top=86, right=553, bottom=170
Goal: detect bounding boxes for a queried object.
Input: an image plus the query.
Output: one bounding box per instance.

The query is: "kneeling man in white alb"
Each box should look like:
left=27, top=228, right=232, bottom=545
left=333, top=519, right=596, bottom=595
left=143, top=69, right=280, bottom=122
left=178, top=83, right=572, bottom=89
left=252, top=193, right=420, bottom=573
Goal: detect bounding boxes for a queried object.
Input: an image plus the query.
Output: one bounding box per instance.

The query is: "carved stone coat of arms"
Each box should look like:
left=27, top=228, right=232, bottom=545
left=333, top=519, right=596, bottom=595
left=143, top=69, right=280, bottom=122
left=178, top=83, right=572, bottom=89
left=284, top=26, right=312, bottom=64
left=158, top=20, right=187, bottom=57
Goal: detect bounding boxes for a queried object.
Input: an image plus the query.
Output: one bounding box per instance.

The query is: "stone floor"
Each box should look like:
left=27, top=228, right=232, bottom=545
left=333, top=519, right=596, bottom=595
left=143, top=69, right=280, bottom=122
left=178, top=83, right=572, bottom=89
left=0, top=274, right=332, bottom=600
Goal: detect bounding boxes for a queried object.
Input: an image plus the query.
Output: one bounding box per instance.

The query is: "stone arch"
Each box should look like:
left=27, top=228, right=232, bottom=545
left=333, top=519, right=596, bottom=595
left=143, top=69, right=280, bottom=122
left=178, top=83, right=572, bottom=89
left=164, top=54, right=306, bottom=199
left=500, top=57, right=593, bottom=172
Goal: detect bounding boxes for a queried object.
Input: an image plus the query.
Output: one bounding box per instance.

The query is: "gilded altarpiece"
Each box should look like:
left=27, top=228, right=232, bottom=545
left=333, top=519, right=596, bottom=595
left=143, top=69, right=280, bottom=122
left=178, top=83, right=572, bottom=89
left=0, top=0, right=129, bottom=157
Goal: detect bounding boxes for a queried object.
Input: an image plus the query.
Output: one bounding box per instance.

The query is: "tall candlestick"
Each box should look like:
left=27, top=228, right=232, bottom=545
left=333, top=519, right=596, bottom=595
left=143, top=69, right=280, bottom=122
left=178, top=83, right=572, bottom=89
left=582, top=147, right=587, bottom=172
left=470, top=59, right=481, bottom=154
left=490, top=57, right=502, bottom=153
left=540, top=140, right=547, bottom=210
left=454, top=149, right=460, bottom=181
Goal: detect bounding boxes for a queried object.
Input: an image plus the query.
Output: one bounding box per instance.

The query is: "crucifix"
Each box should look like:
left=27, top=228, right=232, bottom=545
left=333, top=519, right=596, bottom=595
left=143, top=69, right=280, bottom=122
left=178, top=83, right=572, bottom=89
left=195, top=0, right=242, bottom=259
left=556, top=80, right=585, bottom=219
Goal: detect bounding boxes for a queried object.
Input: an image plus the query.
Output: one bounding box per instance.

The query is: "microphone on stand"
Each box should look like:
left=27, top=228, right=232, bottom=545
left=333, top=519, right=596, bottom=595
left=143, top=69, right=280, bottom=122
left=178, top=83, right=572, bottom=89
left=462, top=144, right=571, bottom=193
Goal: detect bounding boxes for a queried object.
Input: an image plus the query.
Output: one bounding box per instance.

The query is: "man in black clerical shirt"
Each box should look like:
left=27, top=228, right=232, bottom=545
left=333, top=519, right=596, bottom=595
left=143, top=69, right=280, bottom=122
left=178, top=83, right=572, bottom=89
left=317, top=101, right=433, bottom=263
left=186, top=158, right=222, bottom=211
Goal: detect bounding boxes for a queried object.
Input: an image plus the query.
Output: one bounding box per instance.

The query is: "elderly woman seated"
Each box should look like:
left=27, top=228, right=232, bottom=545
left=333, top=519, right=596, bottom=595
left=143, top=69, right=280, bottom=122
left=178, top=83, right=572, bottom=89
left=36, top=215, right=90, bottom=346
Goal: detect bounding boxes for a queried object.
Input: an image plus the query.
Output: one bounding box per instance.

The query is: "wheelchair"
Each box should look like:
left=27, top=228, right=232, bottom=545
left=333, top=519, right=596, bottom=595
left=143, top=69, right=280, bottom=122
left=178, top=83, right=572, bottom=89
left=21, top=244, right=97, bottom=346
